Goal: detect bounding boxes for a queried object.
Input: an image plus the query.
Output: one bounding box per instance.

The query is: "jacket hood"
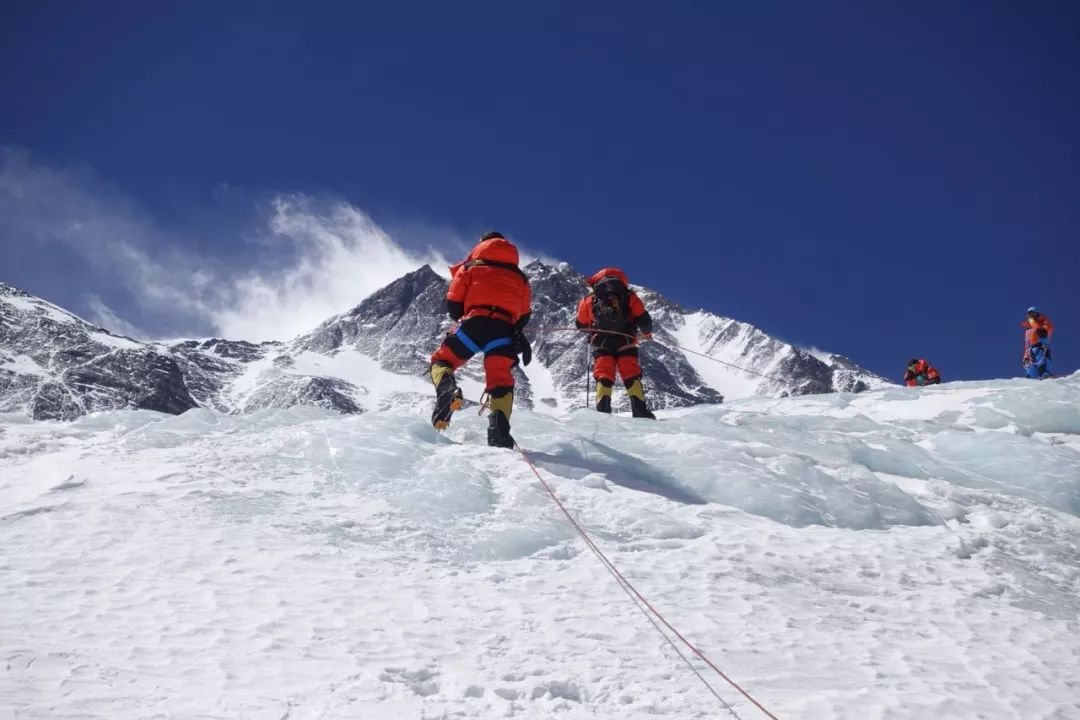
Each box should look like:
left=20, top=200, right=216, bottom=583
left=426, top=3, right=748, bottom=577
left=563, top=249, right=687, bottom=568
left=468, top=237, right=520, bottom=266
left=587, top=267, right=630, bottom=287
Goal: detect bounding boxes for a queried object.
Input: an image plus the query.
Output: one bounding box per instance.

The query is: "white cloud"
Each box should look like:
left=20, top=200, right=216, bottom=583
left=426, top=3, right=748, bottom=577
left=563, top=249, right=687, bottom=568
left=0, top=148, right=477, bottom=341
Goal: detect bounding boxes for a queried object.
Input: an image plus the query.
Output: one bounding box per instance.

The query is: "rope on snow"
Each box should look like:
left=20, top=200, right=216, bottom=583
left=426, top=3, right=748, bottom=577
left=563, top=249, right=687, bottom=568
left=515, top=444, right=781, bottom=719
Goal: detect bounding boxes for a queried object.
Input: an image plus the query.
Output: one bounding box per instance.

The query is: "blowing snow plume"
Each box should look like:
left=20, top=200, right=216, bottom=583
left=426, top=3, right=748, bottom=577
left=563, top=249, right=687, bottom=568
left=0, top=148, right=452, bottom=341
left=209, top=195, right=451, bottom=340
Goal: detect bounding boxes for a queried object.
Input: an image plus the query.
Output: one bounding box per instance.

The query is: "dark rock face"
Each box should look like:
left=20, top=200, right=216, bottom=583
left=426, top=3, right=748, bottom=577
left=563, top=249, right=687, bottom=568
left=0, top=284, right=198, bottom=420
left=166, top=339, right=280, bottom=411
left=0, top=263, right=889, bottom=421
left=296, top=265, right=449, bottom=375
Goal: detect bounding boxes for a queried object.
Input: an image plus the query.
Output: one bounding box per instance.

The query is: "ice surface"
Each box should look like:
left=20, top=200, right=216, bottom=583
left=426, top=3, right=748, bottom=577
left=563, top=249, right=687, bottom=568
left=1, top=374, right=1079, bottom=719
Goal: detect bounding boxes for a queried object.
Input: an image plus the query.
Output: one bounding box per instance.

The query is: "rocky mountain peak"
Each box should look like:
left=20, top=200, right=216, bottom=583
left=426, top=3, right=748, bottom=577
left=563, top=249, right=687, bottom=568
left=1, top=261, right=891, bottom=421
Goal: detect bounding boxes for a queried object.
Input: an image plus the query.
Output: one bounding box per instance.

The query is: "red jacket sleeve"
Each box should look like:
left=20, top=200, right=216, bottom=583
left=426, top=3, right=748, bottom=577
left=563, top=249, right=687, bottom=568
left=445, top=264, right=470, bottom=320
left=447, top=264, right=469, bottom=304
left=628, top=292, right=653, bottom=335
left=522, top=281, right=533, bottom=319
left=575, top=295, right=593, bottom=328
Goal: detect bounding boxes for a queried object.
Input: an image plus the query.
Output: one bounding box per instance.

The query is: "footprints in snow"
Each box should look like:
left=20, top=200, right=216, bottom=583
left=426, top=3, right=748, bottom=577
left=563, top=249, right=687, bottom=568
left=379, top=666, right=439, bottom=697
left=378, top=665, right=585, bottom=705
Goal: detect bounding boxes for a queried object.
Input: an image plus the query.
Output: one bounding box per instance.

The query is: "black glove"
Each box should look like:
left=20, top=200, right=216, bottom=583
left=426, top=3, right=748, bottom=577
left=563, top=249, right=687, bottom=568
left=447, top=300, right=464, bottom=321
left=513, top=331, right=532, bottom=366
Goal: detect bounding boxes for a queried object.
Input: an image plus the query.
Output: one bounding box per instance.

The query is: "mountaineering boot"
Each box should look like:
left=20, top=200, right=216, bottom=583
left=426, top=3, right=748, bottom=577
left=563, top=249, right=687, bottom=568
left=487, top=391, right=516, bottom=449
left=626, top=378, right=656, bottom=420
left=595, top=380, right=613, bottom=414
left=629, top=395, right=656, bottom=420
left=430, top=363, right=464, bottom=430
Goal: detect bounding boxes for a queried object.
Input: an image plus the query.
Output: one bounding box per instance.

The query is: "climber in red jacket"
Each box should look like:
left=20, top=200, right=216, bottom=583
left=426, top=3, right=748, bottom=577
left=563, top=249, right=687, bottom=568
left=429, top=232, right=532, bottom=448
left=575, top=267, right=656, bottom=419
left=903, top=358, right=942, bottom=387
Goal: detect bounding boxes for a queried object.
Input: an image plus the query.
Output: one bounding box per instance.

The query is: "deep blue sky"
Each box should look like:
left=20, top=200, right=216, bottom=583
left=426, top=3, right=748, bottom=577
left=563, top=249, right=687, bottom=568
left=2, top=1, right=1078, bottom=381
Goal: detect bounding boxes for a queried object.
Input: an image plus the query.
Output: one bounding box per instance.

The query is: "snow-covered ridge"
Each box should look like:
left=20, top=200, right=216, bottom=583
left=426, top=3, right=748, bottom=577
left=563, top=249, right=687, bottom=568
left=2, top=375, right=1077, bottom=718
left=0, top=283, right=142, bottom=350
left=0, top=266, right=889, bottom=421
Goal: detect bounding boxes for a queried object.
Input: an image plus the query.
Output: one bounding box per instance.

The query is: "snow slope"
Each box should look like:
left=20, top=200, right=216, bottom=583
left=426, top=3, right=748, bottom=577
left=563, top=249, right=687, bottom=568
left=2, top=375, right=1079, bottom=719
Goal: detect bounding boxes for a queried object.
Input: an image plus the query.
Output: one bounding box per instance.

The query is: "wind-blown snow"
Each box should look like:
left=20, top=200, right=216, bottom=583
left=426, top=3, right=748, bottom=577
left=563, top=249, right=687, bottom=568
left=1, top=375, right=1079, bottom=719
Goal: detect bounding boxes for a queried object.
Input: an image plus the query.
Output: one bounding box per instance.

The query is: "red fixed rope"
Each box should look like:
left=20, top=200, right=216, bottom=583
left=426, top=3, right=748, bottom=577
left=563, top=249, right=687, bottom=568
left=514, top=445, right=781, bottom=720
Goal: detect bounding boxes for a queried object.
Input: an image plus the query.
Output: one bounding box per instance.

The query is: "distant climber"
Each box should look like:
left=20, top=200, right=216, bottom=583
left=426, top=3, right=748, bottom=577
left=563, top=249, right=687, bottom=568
left=1021, top=306, right=1054, bottom=347
left=1024, top=328, right=1055, bottom=380
left=1021, top=306, right=1055, bottom=374
left=575, top=268, right=656, bottom=419
left=429, top=232, right=532, bottom=448
left=904, top=358, right=942, bottom=387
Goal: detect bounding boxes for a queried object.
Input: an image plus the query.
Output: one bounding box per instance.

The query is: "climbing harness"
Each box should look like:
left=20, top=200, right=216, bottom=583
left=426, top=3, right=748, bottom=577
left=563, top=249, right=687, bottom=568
left=455, top=326, right=512, bottom=355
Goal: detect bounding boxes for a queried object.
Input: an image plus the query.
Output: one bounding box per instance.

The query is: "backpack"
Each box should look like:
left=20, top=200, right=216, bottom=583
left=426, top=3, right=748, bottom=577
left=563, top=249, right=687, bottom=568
left=590, top=277, right=630, bottom=331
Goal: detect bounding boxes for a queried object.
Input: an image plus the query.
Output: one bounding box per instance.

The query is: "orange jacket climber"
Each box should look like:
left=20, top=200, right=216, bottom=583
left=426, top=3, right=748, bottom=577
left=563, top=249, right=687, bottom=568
left=1021, top=307, right=1054, bottom=348
left=575, top=267, right=656, bottom=418
left=430, top=232, right=533, bottom=448
left=446, top=236, right=532, bottom=325
left=574, top=268, right=650, bottom=332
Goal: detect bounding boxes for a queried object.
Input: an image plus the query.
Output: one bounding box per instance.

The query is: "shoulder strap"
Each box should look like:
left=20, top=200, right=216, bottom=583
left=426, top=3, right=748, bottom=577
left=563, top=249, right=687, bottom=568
left=465, top=258, right=529, bottom=282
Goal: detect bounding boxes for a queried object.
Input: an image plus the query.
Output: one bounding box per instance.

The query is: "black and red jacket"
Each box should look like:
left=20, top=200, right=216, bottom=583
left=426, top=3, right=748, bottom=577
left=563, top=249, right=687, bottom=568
left=574, top=267, right=653, bottom=347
